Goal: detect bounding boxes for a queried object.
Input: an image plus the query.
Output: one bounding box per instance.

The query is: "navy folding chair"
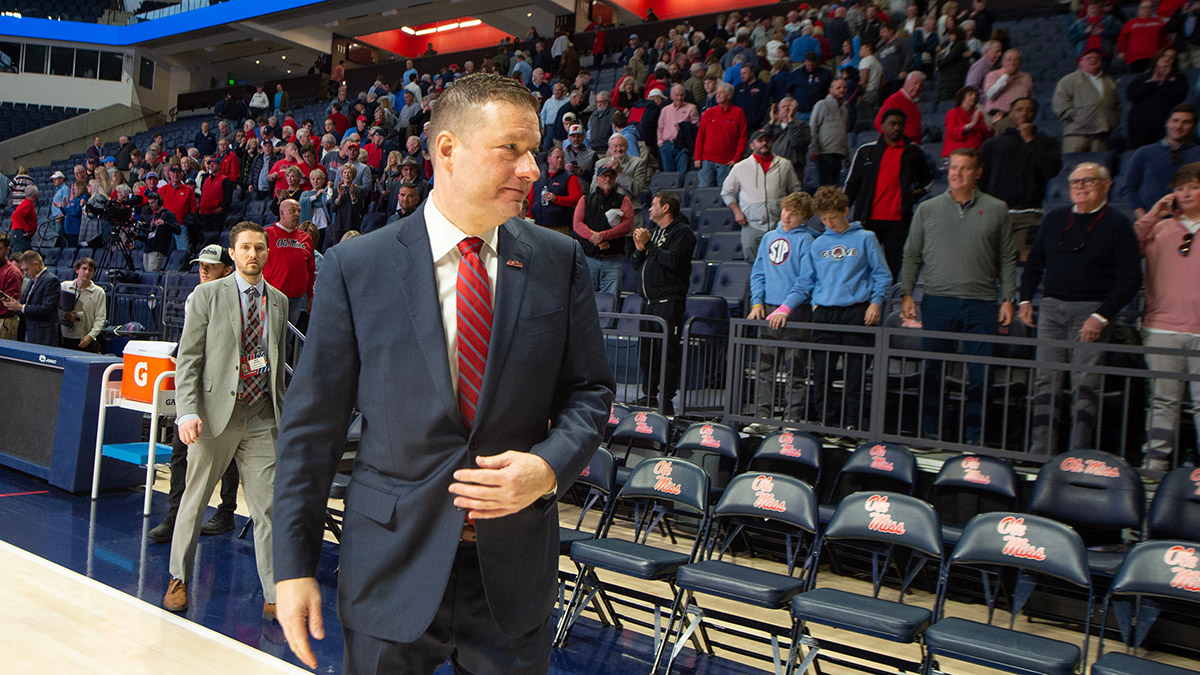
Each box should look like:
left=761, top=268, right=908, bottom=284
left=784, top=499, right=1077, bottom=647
left=1091, top=540, right=1200, bottom=675
left=923, top=513, right=1094, bottom=675
left=787, top=492, right=943, bottom=675
left=1145, top=467, right=1200, bottom=541
left=555, top=457, right=711, bottom=651
left=671, top=422, right=741, bottom=499
left=749, top=429, right=823, bottom=488
left=605, top=401, right=631, bottom=442
left=558, top=447, right=620, bottom=623
left=820, top=442, right=917, bottom=524
left=608, top=410, right=672, bottom=488
left=927, top=454, right=1019, bottom=547
left=1029, top=450, right=1144, bottom=577
left=656, top=473, right=819, bottom=674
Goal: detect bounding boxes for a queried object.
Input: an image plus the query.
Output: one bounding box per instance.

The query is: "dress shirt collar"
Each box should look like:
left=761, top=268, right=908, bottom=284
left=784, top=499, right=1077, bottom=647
left=1179, top=214, right=1200, bottom=235
left=424, top=192, right=499, bottom=264
left=234, top=271, right=265, bottom=296
left=1072, top=199, right=1108, bottom=214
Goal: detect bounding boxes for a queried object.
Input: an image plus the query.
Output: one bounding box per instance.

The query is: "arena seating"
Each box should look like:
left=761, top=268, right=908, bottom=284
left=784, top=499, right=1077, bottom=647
left=0, top=102, right=89, bottom=142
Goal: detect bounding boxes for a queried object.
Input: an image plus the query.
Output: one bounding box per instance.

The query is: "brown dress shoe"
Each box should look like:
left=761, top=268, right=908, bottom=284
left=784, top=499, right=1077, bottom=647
left=163, top=578, right=188, bottom=612
left=263, top=602, right=277, bottom=621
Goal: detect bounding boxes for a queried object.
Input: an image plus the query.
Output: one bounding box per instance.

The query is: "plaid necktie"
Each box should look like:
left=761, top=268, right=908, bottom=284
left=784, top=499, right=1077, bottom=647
left=238, top=286, right=267, bottom=405
left=456, top=237, right=492, bottom=428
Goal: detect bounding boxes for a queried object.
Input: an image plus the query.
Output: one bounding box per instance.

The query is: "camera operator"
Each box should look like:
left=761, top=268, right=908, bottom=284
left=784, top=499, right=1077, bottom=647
left=143, top=192, right=180, bottom=272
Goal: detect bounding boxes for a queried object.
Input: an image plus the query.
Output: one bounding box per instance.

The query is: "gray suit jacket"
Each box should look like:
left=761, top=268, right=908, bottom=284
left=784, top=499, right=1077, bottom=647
left=175, top=274, right=288, bottom=438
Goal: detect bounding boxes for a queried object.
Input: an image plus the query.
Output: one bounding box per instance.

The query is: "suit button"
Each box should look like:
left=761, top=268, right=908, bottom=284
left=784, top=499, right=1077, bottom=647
left=469, top=440, right=479, bottom=451
left=230, top=391, right=236, bottom=396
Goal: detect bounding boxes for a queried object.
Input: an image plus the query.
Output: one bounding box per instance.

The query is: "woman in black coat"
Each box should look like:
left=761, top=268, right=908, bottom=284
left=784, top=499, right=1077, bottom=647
left=935, top=28, right=970, bottom=103
left=329, top=163, right=366, bottom=249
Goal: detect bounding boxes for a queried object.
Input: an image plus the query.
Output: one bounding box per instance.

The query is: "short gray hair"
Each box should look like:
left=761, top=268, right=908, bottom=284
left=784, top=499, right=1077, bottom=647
left=1072, top=162, right=1111, bottom=182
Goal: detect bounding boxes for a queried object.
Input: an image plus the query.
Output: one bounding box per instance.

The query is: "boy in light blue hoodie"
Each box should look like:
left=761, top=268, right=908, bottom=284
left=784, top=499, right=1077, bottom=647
left=747, top=191, right=815, bottom=428
left=768, top=186, right=892, bottom=429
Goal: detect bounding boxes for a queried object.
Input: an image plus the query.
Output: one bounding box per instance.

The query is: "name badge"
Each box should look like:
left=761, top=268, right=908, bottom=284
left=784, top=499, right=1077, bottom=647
left=240, top=348, right=269, bottom=377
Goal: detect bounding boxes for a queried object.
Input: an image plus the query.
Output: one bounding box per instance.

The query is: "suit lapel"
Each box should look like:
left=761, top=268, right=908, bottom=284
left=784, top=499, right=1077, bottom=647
left=391, top=215, right=461, bottom=427
left=225, top=276, right=242, bottom=349
left=473, top=219, right=531, bottom=426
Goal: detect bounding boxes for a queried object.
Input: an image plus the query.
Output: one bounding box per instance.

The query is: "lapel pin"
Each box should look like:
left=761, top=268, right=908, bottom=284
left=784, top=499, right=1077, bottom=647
left=506, top=260, right=523, bottom=268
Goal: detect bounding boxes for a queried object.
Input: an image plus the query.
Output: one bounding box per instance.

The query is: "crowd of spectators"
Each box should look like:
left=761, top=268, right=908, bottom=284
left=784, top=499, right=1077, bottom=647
left=2, top=0, right=1200, bottom=468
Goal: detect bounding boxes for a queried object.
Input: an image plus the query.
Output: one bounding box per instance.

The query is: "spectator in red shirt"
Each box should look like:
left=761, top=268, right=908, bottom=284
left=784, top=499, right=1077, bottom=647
left=1118, top=0, right=1169, bottom=72
left=327, top=102, right=352, bottom=137
left=158, top=164, right=197, bottom=253
left=0, top=233, right=23, bottom=340
left=8, top=185, right=38, bottom=254
left=216, top=138, right=240, bottom=183
left=694, top=82, right=748, bottom=187
left=263, top=199, right=316, bottom=325
left=943, top=86, right=992, bottom=158
left=875, top=71, right=926, bottom=143
left=268, top=143, right=304, bottom=194
left=197, top=156, right=234, bottom=234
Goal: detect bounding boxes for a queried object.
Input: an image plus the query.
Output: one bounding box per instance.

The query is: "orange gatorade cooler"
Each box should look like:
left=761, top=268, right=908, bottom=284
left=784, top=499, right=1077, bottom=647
left=121, top=341, right=177, bottom=404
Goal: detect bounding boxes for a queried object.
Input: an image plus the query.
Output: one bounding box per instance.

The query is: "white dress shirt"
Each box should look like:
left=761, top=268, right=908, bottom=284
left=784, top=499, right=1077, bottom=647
left=424, top=194, right=499, bottom=397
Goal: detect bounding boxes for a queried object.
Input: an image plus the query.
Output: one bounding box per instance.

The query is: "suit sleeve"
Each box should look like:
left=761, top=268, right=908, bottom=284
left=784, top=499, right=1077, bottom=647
left=24, top=279, right=60, bottom=322
left=173, top=283, right=211, bottom=421
left=531, top=241, right=617, bottom=498
left=273, top=249, right=362, bottom=580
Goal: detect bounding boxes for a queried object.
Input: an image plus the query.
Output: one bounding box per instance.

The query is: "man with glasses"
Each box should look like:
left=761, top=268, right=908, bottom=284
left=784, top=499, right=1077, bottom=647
left=1119, top=103, right=1200, bottom=220
left=1133, top=162, right=1200, bottom=471
left=1017, top=162, right=1142, bottom=456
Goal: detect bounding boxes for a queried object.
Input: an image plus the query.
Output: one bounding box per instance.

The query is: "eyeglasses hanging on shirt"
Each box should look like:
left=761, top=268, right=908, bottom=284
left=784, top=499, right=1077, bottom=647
left=1058, top=205, right=1107, bottom=253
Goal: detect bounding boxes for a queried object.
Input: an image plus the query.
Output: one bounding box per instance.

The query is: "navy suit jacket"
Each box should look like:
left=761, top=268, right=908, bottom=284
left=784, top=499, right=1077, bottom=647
left=21, top=270, right=61, bottom=347
left=273, top=209, right=615, bottom=642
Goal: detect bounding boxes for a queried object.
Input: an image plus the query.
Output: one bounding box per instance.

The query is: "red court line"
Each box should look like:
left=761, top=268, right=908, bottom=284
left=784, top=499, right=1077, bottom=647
left=0, top=491, right=50, bottom=498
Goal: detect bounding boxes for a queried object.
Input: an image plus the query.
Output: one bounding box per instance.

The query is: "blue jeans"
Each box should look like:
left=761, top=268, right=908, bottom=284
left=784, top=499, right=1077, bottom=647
left=659, top=141, right=690, bottom=173
left=920, top=294, right=997, bottom=444
left=697, top=161, right=732, bottom=188
left=586, top=256, right=624, bottom=296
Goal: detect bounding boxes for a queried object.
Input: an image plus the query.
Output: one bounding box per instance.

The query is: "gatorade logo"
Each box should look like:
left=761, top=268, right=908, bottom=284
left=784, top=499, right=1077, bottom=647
left=767, top=238, right=790, bottom=265
left=134, top=361, right=149, bottom=387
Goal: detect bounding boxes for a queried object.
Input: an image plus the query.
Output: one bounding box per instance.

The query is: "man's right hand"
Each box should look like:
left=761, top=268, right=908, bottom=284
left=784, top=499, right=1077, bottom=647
left=632, top=227, right=650, bottom=250
left=277, top=577, right=325, bottom=669
left=732, top=207, right=748, bottom=227
left=177, top=418, right=203, bottom=444
left=693, top=159, right=702, bottom=168
left=746, top=305, right=766, bottom=320
left=900, top=295, right=917, bottom=321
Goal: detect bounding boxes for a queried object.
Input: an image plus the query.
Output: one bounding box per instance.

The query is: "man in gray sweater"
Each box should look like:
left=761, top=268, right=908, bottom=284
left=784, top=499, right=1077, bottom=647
left=809, top=78, right=850, bottom=187
left=900, top=147, right=1018, bottom=445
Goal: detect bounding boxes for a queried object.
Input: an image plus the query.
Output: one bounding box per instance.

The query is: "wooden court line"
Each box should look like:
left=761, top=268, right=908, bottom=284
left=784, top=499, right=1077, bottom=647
left=0, top=539, right=309, bottom=673
left=0, top=490, right=50, bottom=497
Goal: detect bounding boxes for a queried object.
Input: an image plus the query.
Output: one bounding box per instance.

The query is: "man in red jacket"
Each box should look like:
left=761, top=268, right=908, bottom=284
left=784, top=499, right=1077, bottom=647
left=8, top=185, right=38, bottom=254
left=158, top=165, right=197, bottom=255
left=216, top=138, right=241, bottom=183
left=262, top=199, right=315, bottom=327
left=875, top=71, right=926, bottom=143
left=693, top=82, right=748, bottom=187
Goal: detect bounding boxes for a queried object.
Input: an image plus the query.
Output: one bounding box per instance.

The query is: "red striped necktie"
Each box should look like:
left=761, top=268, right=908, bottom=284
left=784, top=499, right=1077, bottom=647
left=455, top=237, right=492, bottom=428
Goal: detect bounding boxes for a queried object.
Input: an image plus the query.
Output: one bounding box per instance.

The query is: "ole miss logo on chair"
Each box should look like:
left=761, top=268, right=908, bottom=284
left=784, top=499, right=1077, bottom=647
left=777, top=432, right=804, bottom=458
left=634, top=412, right=655, bottom=435
left=961, top=456, right=992, bottom=485
left=865, top=495, right=906, bottom=535
left=752, top=475, right=787, bottom=513
left=1165, top=545, right=1200, bottom=593
left=653, top=460, right=682, bottom=495
left=997, top=516, right=1046, bottom=561
left=1060, top=456, right=1120, bottom=478
left=1190, top=468, right=1200, bottom=496
left=698, top=424, right=721, bottom=449
left=869, top=445, right=894, bottom=472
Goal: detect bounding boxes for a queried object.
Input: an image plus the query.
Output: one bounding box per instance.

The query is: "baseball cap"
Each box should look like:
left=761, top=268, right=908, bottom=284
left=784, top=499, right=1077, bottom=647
left=647, top=88, right=665, bottom=99
left=168, top=164, right=184, bottom=171
left=750, top=128, right=773, bottom=142
left=191, top=244, right=234, bottom=266
left=597, top=164, right=618, bottom=176
left=357, top=114, right=368, bottom=122
left=50, top=171, right=65, bottom=180
left=146, top=171, right=158, bottom=178
left=568, top=124, right=584, bottom=135
left=629, top=33, right=638, bottom=40
left=563, top=112, right=577, bottom=121
left=102, top=155, right=116, bottom=163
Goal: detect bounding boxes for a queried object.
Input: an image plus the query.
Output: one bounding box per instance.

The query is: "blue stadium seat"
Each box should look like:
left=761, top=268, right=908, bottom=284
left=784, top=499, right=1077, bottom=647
left=696, top=208, right=737, bottom=234
left=689, top=260, right=712, bottom=295
left=649, top=171, right=682, bottom=192
left=689, top=187, right=724, bottom=211
left=703, top=232, right=743, bottom=261
left=710, top=261, right=751, bottom=315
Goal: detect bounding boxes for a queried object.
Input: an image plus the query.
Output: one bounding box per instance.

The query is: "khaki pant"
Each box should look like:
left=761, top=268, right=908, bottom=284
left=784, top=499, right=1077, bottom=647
left=1062, top=133, right=1109, bottom=153
left=169, top=398, right=278, bottom=603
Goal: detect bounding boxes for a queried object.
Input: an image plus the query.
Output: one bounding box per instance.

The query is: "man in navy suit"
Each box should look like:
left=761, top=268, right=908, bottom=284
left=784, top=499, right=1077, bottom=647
left=273, top=73, right=615, bottom=673
left=2, top=250, right=60, bottom=347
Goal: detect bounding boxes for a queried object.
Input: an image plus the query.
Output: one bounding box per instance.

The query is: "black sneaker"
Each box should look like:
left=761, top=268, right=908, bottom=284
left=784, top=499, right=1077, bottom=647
left=200, top=511, right=236, bottom=536
left=148, top=517, right=175, bottom=544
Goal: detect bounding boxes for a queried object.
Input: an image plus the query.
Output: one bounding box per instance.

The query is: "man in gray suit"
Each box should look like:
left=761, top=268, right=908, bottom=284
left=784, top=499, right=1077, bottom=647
left=163, top=221, right=288, bottom=619
left=1052, top=48, right=1120, bottom=153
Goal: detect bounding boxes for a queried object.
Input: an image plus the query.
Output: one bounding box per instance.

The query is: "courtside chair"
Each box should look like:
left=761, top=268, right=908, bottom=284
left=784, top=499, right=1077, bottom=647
left=555, top=457, right=711, bottom=654
left=558, top=447, right=620, bottom=625
left=608, top=410, right=672, bottom=488
left=927, top=454, right=1020, bottom=547
left=786, top=492, right=944, bottom=675
left=671, top=421, right=741, bottom=501
left=654, top=473, right=820, bottom=675
left=923, top=513, right=1094, bottom=675
left=1090, top=540, right=1200, bottom=675
left=1145, top=468, right=1200, bottom=542
left=749, top=430, right=823, bottom=488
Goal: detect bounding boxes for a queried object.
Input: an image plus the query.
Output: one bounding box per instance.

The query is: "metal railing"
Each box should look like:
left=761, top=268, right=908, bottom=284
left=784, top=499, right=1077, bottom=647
left=599, top=311, right=669, bottom=414
left=721, top=318, right=1200, bottom=469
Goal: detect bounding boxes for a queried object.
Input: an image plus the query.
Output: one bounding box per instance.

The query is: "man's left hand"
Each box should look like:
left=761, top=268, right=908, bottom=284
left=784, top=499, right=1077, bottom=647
left=79, top=335, right=94, bottom=348
left=2, top=298, right=21, bottom=312
left=449, top=451, right=557, bottom=519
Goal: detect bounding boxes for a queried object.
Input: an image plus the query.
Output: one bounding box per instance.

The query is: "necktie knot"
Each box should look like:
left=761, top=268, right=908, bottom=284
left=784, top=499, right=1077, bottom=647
left=245, top=286, right=260, bottom=301
left=457, top=237, right=484, bottom=258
